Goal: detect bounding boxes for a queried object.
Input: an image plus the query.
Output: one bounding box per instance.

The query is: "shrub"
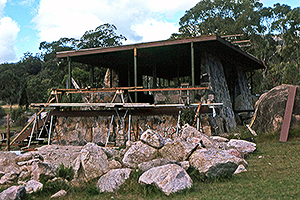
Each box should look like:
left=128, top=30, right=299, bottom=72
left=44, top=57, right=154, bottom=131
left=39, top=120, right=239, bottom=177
left=56, top=163, right=75, bottom=181
left=0, top=106, right=5, bottom=119
left=11, top=107, right=28, bottom=127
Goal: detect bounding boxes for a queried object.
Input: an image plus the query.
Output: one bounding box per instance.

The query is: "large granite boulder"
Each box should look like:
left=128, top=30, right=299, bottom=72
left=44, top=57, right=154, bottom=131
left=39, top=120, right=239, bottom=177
left=189, top=148, right=246, bottom=179
left=252, top=84, right=300, bottom=133
left=140, top=129, right=164, bottom=149
left=97, top=168, right=132, bottom=193
left=139, top=164, right=192, bottom=195
left=0, top=185, right=26, bottom=200
left=122, top=141, right=158, bottom=168
left=73, top=143, right=110, bottom=182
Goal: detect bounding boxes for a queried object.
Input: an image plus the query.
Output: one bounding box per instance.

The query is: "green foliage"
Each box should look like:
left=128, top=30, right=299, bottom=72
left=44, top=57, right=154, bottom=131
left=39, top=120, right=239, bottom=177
left=56, top=163, right=75, bottom=181
left=37, top=178, right=70, bottom=197
left=118, top=169, right=165, bottom=198
left=0, top=106, right=6, bottom=119
left=180, top=109, right=196, bottom=126
left=11, top=107, right=28, bottom=127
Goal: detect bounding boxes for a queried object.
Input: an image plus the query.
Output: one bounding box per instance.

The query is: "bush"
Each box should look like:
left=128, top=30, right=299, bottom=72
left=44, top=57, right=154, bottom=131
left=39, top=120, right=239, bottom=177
left=56, top=163, right=75, bottom=181
left=11, top=107, right=28, bottom=127
left=0, top=106, right=5, bottom=119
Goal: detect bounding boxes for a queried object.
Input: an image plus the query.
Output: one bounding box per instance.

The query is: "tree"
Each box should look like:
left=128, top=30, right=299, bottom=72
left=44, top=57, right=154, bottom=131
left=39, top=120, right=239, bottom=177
left=174, top=1, right=300, bottom=93
left=77, top=23, right=126, bottom=49
left=174, top=0, right=263, bottom=38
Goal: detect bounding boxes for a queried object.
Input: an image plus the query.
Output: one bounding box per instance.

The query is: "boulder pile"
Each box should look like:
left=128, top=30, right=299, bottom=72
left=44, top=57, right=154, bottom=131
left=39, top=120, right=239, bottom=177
left=0, top=124, right=256, bottom=197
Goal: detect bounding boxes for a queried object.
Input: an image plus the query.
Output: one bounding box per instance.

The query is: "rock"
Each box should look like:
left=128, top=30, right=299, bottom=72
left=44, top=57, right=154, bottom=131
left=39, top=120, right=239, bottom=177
left=140, top=129, right=164, bottom=149
left=138, top=158, right=176, bottom=172
left=189, top=148, right=246, bottom=179
left=159, top=139, right=197, bottom=162
left=210, top=136, right=229, bottom=143
left=0, top=152, right=21, bottom=174
left=36, top=145, right=82, bottom=168
left=31, top=162, right=56, bottom=182
left=180, top=124, right=215, bottom=148
left=224, top=149, right=243, bottom=159
left=25, top=180, right=43, bottom=194
left=227, top=139, right=256, bottom=155
left=50, top=190, right=67, bottom=199
left=139, top=164, right=192, bottom=195
left=252, top=85, right=300, bottom=133
left=0, top=185, right=26, bottom=200
left=122, top=141, right=158, bottom=168
left=234, top=165, right=247, bottom=174
left=0, top=172, right=19, bottom=185
left=18, top=171, right=31, bottom=181
left=97, top=168, right=132, bottom=193
left=179, top=161, right=190, bottom=171
left=73, top=143, right=109, bottom=182
left=101, top=147, right=120, bottom=159
left=108, top=160, right=122, bottom=169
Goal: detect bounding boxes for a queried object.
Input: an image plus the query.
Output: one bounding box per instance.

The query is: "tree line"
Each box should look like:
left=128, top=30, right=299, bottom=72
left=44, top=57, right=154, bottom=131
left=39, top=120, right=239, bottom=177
left=0, top=1, right=299, bottom=108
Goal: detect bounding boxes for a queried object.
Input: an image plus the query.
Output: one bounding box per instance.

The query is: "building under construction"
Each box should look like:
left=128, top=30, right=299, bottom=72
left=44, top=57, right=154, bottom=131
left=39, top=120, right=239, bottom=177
left=10, top=34, right=264, bottom=148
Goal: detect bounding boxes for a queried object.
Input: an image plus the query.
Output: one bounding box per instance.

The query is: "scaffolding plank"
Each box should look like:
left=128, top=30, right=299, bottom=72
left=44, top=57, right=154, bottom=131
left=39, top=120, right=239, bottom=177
left=279, top=85, right=297, bottom=142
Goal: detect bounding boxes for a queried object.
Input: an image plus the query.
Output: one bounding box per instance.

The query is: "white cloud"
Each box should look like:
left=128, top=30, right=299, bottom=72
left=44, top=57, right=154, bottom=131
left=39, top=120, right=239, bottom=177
left=132, top=19, right=178, bottom=42
left=32, top=0, right=199, bottom=44
left=0, top=0, right=20, bottom=63
left=0, top=0, right=7, bottom=15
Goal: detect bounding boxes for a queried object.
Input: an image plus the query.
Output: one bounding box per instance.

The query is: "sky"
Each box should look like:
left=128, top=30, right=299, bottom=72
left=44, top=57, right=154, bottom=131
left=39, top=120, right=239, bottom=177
left=0, top=0, right=299, bottom=64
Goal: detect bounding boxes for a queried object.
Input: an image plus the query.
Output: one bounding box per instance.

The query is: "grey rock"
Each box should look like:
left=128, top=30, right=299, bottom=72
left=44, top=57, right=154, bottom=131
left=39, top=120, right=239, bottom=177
left=234, top=165, right=247, bottom=174
left=108, top=160, right=122, bottom=169
left=210, top=136, right=229, bottom=143
left=73, top=143, right=109, bottom=182
left=0, top=152, right=21, bottom=174
left=0, top=185, right=26, bottom=200
left=227, top=139, right=256, bottom=155
left=97, top=168, right=132, bottom=193
left=179, top=161, right=190, bottom=171
left=138, top=158, right=176, bottom=172
left=36, top=145, right=82, bottom=168
left=25, top=180, right=43, bottom=194
left=189, top=148, right=246, bottom=179
left=140, top=129, right=164, bottom=149
left=0, top=172, right=19, bottom=185
left=50, top=190, right=67, bottom=198
left=122, top=141, right=158, bottom=168
left=159, top=139, right=197, bottom=162
left=139, top=164, right=192, bottom=195
left=180, top=124, right=215, bottom=148
left=31, top=162, right=56, bottom=182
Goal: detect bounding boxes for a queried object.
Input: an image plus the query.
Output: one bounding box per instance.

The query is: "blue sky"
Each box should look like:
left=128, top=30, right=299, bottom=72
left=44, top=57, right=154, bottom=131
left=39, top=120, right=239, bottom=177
left=0, top=0, right=299, bottom=64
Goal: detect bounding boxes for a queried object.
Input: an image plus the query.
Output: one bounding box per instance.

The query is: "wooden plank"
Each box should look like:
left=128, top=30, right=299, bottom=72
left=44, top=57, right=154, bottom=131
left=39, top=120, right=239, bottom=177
left=279, top=86, right=297, bottom=142
left=4, top=98, right=55, bottom=150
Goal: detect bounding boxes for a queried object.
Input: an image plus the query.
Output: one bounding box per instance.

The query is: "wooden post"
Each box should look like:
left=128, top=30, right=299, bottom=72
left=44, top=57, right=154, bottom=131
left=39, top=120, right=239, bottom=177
left=7, top=114, right=10, bottom=151
left=134, top=48, right=138, bottom=103
left=191, top=42, right=195, bottom=103
left=279, top=86, right=297, bottom=142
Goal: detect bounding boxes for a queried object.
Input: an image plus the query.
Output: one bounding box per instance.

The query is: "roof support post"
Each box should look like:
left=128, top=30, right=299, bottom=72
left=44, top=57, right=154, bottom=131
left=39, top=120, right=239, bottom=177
left=191, top=42, right=195, bottom=103
left=134, top=48, right=138, bottom=103
left=67, top=56, right=71, bottom=89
